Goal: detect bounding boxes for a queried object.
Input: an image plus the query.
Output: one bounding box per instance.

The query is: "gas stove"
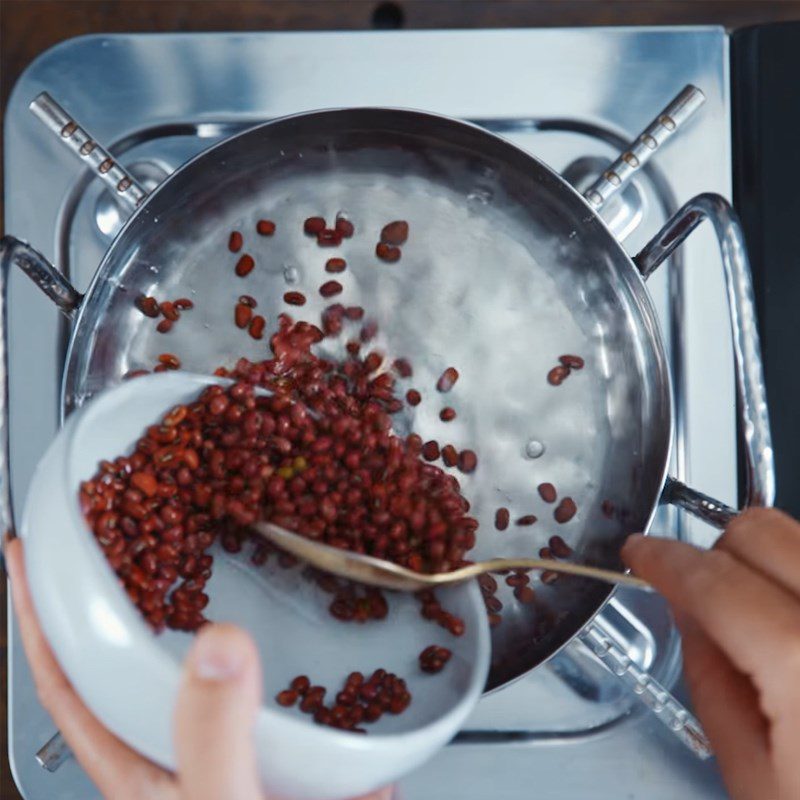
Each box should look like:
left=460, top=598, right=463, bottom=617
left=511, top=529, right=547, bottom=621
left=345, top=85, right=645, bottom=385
left=5, top=28, right=735, bottom=798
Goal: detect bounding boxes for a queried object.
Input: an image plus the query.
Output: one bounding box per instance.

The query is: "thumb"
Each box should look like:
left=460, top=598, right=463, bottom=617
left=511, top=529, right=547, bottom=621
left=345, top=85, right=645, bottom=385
left=174, top=623, right=264, bottom=800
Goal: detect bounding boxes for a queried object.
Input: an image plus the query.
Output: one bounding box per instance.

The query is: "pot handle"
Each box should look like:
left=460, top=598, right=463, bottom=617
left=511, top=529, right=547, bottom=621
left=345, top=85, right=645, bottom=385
left=0, top=236, right=82, bottom=554
left=29, top=92, right=148, bottom=215
left=635, top=193, right=775, bottom=525
left=578, top=618, right=712, bottom=759
left=582, top=85, right=706, bottom=209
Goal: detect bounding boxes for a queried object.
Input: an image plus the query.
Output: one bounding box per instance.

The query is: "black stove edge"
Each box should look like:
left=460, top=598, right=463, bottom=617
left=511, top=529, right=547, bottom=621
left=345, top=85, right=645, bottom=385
left=732, top=21, right=800, bottom=517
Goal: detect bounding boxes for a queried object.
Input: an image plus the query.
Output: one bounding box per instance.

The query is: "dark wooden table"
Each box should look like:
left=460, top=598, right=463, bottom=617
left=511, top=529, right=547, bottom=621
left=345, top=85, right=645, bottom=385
left=2, top=2, right=799, bottom=797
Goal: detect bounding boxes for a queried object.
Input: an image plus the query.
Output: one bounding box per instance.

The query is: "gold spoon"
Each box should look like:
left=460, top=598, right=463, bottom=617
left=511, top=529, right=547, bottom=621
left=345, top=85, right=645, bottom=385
left=252, top=522, right=651, bottom=592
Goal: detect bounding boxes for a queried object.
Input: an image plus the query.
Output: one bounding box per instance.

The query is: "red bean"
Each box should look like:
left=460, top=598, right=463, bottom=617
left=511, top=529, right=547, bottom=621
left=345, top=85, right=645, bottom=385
left=319, top=280, right=343, bottom=298
left=515, top=514, right=537, bottom=526
left=160, top=301, right=179, bottom=322
left=238, top=294, right=257, bottom=308
left=235, top=303, right=252, bottom=329
left=392, top=358, right=412, bottom=378
left=537, top=482, right=557, bottom=503
left=228, top=232, right=243, bottom=254
left=291, top=675, right=310, bottom=694
left=457, top=449, right=477, bottom=474
left=345, top=306, right=365, bottom=321
left=375, top=243, right=401, bottom=262
left=406, top=389, right=421, bottom=406
left=444, top=614, right=465, bottom=636
left=359, top=320, right=378, bottom=341
left=540, top=570, right=559, bottom=585
left=436, top=367, right=459, bottom=393
left=559, top=354, right=584, bottom=369
left=441, top=445, right=458, bottom=467
left=136, top=295, right=160, bottom=318
left=249, top=315, right=266, bottom=340
left=174, top=298, right=194, bottom=310
left=284, top=291, right=306, bottom=306
left=130, top=472, right=158, bottom=498
left=304, top=216, right=326, bottom=235
left=485, top=594, right=504, bottom=613
left=156, top=319, right=173, bottom=334
left=300, top=693, right=322, bottom=714
left=335, top=215, right=354, bottom=238
left=494, top=507, right=509, bottom=531
left=380, top=220, right=409, bottom=245
left=235, top=254, right=255, bottom=277
left=158, top=353, right=181, bottom=369
left=256, top=219, right=276, bottom=236
left=554, top=497, right=577, bottom=524
left=419, top=645, right=451, bottom=673
left=336, top=688, right=356, bottom=706
left=325, top=257, right=347, bottom=273
left=548, top=535, right=573, bottom=558
left=439, top=407, right=456, bottom=422
left=276, top=689, right=298, bottom=706
left=422, top=441, right=440, bottom=461
left=547, top=365, right=570, bottom=386
left=515, top=585, right=536, bottom=603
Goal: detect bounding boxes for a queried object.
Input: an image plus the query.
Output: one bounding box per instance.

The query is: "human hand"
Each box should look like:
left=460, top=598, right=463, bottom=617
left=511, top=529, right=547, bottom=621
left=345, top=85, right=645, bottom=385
left=623, top=508, right=800, bottom=800
left=6, top=537, right=391, bottom=800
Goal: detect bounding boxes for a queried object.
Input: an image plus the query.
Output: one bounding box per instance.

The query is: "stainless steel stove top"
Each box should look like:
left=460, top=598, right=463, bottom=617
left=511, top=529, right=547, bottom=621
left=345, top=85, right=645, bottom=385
left=5, top=28, right=734, bottom=799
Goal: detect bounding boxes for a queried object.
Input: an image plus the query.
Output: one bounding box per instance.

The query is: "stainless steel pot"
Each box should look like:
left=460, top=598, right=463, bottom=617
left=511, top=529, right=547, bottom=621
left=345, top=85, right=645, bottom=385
left=0, top=88, right=774, bottom=759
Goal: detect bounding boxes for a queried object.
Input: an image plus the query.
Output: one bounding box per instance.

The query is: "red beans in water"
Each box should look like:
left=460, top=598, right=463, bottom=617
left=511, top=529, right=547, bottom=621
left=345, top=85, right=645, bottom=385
left=235, top=303, right=252, bottom=329
left=304, top=216, right=326, bottom=235
left=548, top=534, right=573, bottom=558
left=554, top=497, right=577, bottom=523
left=419, top=645, right=452, bottom=674
left=559, top=354, right=584, bottom=369
left=228, top=231, right=243, bottom=252
left=83, top=321, right=478, bottom=632
left=235, top=254, right=255, bottom=277
left=325, top=257, right=347, bottom=273
left=494, top=507, right=509, bottom=531
left=319, top=280, right=343, bottom=298
left=136, top=296, right=160, bottom=318
left=547, top=366, right=570, bottom=386
left=282, top=669, right=412, bottom=733
left=457, top=449, right=477, bottom=474
left=88, top=215, right=487, bottom=647
left=335, top=215, right=355, bottom=238
left=537, top=482, right=557, bottom=503
left=441, top=445, right=458, bottom=468
left=380, top=220, right=409, bottom=245
left=284, top=291, right=307, bottom=306
left=376, top=243, right=401, bottom=262
left=436, top=367, right=459, bottom=392
left=249, top=315, right=266, bottom=340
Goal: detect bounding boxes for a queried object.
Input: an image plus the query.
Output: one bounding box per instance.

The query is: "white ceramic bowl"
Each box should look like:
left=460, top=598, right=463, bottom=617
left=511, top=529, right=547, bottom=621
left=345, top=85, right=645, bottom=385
left=21, top=373, right=490, bottom=800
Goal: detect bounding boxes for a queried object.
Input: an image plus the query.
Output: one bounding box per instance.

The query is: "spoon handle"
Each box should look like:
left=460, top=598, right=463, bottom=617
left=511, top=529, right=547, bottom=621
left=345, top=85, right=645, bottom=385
left=448, top=558, right=651, bottom=590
